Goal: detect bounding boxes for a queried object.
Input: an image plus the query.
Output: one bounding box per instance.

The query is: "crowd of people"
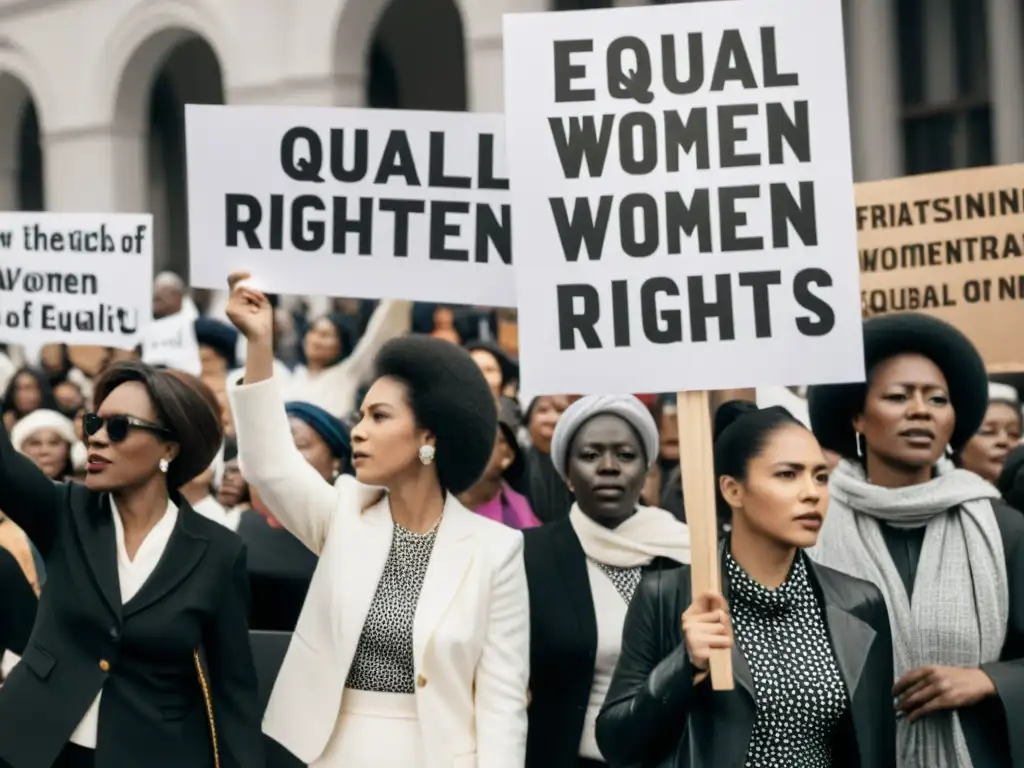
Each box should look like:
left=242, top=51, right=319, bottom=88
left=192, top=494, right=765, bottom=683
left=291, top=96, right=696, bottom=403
left=0, top=271, right=1023, bottom=768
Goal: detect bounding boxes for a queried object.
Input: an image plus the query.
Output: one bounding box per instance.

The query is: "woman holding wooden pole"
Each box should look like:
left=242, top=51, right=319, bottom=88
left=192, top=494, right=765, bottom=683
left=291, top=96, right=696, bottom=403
left=595, top=401, right=896, bottom=768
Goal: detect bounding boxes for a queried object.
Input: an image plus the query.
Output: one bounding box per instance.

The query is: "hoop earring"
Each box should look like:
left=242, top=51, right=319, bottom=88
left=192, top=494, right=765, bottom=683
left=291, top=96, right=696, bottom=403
left=855, top=432, right=864, bottom=458
left=159, top=458, right=170, bottom=474
left=418, top=445, right=436, bottom=466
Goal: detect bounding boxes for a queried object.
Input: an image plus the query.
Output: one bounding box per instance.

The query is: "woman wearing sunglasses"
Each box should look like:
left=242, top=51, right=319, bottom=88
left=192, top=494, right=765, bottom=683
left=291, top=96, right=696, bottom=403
left=0, top=361, right=262, bottom=768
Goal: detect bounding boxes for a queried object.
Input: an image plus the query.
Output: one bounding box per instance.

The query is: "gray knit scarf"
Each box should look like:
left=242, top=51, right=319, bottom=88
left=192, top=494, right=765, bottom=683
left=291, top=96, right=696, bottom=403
left=808, top=459, right=1008, bottom=768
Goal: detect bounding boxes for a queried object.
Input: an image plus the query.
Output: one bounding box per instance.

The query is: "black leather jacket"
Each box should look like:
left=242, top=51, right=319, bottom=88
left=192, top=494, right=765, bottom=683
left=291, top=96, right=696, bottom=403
left=595, top=547, right=896, bottom=768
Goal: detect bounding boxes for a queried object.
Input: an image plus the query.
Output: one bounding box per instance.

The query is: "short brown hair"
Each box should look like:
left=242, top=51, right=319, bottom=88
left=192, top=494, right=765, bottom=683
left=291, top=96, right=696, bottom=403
left=93, top=361, right=223, bottom=489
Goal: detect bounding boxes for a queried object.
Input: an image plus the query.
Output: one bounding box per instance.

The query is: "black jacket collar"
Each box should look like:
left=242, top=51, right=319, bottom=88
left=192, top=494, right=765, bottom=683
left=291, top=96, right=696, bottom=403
left=72, top=487, right=210, bottom=623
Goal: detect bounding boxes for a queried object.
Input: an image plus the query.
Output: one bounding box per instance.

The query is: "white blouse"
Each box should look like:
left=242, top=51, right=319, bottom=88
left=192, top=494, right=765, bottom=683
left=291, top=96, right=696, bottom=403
left=69, top=498, right=178, bottom=749
left=578, top=560, right=630, bottom=761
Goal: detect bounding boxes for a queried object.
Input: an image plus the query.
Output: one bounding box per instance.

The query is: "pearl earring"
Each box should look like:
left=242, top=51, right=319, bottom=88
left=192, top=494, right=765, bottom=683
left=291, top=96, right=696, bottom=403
left=159, top=458, right=169, bottom=474
left=419, top=445, right=436, bottom=466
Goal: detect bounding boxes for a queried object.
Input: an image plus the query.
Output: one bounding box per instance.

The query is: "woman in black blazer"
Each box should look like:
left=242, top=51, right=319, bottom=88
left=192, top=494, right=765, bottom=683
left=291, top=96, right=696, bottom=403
left=0, top=361, right=262, bottom=768
left=524, top=395, right=691, bottom=767
left=596, top=402, right=896, bottom=768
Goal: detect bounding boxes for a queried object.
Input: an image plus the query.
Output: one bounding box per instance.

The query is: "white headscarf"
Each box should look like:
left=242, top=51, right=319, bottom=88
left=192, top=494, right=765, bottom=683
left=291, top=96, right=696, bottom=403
left=549, top=394, right=659, bottom=480
left=10, top=409, right=77, bottom=451
left=10, top=409, right=84, bottom=473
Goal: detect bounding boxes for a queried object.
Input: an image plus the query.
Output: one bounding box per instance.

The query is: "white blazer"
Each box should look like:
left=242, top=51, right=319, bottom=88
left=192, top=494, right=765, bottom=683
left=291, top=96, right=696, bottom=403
left=229, top=377, right=530, bottom=768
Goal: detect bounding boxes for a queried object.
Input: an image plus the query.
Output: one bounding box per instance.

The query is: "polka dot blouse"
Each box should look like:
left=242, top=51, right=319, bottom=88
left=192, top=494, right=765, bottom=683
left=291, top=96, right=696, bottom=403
left=726, top=552, right=848, bottom=768
left=593, top=560, right=642, bottom=603
left=345, top=521, right=438, bottom=694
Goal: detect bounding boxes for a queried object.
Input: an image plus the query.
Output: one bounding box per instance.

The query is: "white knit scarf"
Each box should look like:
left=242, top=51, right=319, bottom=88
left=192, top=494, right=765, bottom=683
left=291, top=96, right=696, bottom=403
left=569, top=503, right=691, bottom=567
left=808, top=459, right=1008, bottom=768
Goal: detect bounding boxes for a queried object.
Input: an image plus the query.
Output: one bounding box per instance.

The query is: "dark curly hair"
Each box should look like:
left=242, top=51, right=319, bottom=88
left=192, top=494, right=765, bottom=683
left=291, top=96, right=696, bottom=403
left=92, top=361, right=223, bottom=490
left=373, top=335, right=498, bottom=494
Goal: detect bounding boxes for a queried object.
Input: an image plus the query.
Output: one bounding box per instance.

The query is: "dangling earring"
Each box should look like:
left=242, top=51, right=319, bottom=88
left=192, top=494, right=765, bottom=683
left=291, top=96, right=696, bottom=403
left=418, top=445, right=436, bottom=466
left=946, top=444, right=954, bottom=458
left=159, top=458, right=170, bottom=474
left=855, top=432, right=864, bottom=458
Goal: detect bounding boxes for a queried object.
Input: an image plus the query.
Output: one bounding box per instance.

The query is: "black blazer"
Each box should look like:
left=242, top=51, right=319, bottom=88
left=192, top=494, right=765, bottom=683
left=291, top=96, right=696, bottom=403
left=0, top=545, right=37, bottom=659
left=0, top=427, right=263, bottom=768
left=522, top=518, right=604, bottom=767
left=595, top=548, right=896, bottom=768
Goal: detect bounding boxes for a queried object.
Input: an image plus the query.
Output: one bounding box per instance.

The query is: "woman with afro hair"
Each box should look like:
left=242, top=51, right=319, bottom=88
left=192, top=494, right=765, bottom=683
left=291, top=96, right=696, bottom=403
left=808, top=313, right=1024, bottom=768
left=226, top=274, right=529, bottom=768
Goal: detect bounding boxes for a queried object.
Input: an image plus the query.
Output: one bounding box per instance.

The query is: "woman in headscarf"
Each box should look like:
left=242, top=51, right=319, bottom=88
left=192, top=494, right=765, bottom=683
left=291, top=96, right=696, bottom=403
left=194, top=317, right=239, bottom=381
left=523, top=395, right=574, bottom=522
left=807, top=313, right=1024, bottom=768
left=957, top=382, right=1022, bottom=485
left=524, top=395, right=690, bottom=767
left=237, top=401, right=351, bottom=632
left=596, top=401, right=895, bottom=768
left=10, top=408, right=81, bottom=481
left=458, top=403, right=539, bottom=530
left=2, top=367, right=57, bottom=430
left=286, top=302, right=411, bottom=418
left=226, top=275, right=528, bottom=768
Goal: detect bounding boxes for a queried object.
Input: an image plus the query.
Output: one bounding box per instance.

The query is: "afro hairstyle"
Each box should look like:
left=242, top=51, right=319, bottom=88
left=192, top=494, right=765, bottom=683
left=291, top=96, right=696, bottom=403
left=92, top=361, right=223, bottom=490
left=372, top=334, right=498, bottom=494
left=808, top=313, right=989, bottom=460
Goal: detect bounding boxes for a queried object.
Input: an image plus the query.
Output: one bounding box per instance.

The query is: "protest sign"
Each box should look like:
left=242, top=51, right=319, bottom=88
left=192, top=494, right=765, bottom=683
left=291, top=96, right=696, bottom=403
left=141, top=312, right=202, bottom=376
left=504, top=0, right=860, bottom=691
left=186, top=105, right=514, bottom=306
left=0, top=213, right=152, bottom=348
left=502, top=0, right=863, bottom=397
left=856, top=163, right=1024, bottom=372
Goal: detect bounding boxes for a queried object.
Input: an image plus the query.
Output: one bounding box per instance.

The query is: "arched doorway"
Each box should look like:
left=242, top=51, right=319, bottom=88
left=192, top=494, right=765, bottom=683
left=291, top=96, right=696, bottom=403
left=365, top=0, right=467, bottom=110
left=147, top=38, right=224, bottom=280
left=0, top=74, right=43, bottom=211
left=113, top=32, right=224, bottom=281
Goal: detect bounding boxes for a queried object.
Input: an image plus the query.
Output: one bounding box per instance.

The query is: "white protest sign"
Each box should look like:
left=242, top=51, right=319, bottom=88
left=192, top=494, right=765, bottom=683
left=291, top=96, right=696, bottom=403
left=0, top=213, right=152, bottom=348
left=503, top=0, right=864, bottom=396
left=186, top=105, right=514, bottom=306
left=141, top=312, right=202, bottom=376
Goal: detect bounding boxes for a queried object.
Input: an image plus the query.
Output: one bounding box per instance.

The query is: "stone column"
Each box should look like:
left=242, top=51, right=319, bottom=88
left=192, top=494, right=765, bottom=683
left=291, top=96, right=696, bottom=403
left=42, top=124, right=146, bottom=212
left=466, top=35, right=505, bottom=113
left=986, top=0, right=1024, bottom=163
left=848, top=0, right=904, bottom=180
left=0, top=165, right=17, bottom=211
left=463, top=0, right=550, bottom=113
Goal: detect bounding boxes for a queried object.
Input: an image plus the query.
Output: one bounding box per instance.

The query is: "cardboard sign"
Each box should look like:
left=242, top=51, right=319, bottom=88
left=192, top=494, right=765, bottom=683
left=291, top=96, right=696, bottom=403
left=0, top=213, right=153, bottom=348
left=186, top=105, right=514, bottom=306
left=502, top=0, right=863, bottom=396
left=856, top=163, right=1024, bottom=372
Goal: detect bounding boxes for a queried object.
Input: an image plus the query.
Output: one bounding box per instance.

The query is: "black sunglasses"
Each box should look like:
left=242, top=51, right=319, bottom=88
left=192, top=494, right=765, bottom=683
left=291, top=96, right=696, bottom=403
left=83, top=413, right=175, bottom=443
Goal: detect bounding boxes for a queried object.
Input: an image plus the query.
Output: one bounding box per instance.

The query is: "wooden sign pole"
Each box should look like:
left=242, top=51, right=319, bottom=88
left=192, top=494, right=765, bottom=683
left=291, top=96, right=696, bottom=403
left=676, top=389, right=734, bottom=690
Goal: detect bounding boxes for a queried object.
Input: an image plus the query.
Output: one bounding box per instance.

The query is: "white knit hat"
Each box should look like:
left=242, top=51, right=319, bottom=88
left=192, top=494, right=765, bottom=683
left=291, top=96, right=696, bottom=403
left=549, top=394, right=659, bottom=481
